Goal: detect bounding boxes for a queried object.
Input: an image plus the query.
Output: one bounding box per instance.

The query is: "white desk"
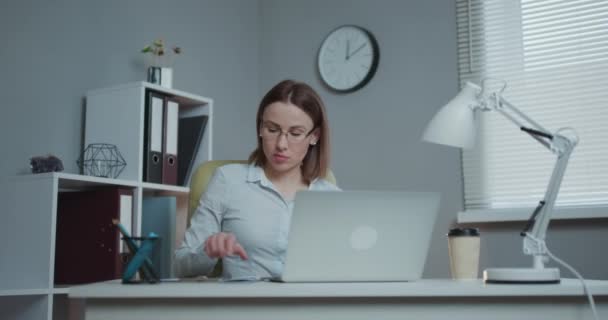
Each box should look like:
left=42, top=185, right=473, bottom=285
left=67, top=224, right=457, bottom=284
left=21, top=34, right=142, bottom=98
left=69, top=278, right=608, bottom=320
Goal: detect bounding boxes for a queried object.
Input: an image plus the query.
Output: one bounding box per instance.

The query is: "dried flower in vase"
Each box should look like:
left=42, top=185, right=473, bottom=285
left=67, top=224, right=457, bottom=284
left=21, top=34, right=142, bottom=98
left=141, top=39, right=182, bottom=67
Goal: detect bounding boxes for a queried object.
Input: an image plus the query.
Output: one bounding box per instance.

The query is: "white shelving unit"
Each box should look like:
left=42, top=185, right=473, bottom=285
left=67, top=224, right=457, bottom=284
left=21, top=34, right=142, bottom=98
left=0, top=82, right=213, bottom=320
left=85, top=81, right=214, bottom=185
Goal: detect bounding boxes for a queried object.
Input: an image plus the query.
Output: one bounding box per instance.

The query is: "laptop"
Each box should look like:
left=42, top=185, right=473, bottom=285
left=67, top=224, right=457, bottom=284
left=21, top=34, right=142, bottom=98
left=277, top=190, right=441, bottom=282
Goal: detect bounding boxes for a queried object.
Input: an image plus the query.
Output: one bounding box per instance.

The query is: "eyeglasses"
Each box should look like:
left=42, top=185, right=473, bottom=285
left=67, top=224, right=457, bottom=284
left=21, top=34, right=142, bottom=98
left=260, top=124, right=315, bottom=144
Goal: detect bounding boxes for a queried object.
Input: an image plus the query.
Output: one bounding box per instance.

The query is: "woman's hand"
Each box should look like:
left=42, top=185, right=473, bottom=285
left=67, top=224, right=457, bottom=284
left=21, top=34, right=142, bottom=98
left=204, top=232, right=249, bottom=260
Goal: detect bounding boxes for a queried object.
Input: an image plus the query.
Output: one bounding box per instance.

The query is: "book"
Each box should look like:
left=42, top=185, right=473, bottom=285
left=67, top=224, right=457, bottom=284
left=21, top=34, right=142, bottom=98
left=54, top=188, right=133, bottom=284
left=141, top=196, right=177, bottom=279
left=177, top=115, right=208, bottom=186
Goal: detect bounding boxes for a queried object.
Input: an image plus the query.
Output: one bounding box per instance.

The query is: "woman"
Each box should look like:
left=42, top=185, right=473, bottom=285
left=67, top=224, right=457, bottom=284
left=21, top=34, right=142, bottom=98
left=175, top=79, right=340, bottom=280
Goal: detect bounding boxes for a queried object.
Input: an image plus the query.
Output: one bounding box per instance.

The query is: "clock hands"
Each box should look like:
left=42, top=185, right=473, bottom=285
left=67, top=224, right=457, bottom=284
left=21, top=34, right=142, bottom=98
left=347, top=42, right=368, bottom=59
left=346, top=40, right=350, bottom=60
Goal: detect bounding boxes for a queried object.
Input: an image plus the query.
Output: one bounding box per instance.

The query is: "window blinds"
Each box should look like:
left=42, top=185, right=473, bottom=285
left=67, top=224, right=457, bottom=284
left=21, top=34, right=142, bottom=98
left=456, top=0, right=608, bottom=210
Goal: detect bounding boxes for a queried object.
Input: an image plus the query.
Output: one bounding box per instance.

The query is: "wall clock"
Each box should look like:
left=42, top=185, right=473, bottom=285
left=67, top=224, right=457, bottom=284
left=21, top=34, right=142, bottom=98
left=317, top=25, right=380, bottom=93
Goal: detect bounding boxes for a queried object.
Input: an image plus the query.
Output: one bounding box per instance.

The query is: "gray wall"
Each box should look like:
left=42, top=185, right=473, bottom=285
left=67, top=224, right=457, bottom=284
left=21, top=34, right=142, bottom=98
left=0, top=0, right=260, bottom=176
left=259, top=0, right=461, bottom=277
left=1, top=0, right=605, bottom=280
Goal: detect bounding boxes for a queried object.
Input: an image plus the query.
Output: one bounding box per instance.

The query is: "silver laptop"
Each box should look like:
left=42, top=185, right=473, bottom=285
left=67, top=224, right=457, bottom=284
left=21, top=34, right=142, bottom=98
left=277, top=190, right=441, bottom=282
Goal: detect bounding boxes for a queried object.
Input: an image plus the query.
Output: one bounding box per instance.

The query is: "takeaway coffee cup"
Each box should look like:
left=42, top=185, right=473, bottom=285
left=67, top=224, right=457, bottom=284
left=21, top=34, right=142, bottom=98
left=447, top=227, right=480, bottom=280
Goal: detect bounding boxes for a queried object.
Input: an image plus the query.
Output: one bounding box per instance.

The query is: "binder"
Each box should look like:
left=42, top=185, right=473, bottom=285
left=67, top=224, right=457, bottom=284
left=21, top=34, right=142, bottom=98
left=54, top=188, right=133, bottom=284
left=118, top=192, right=133, bottom=254
left=141, top=196, right=177, bottom=279
left=162, top=98, right=179, bottom=185
left=177, top=115, right=208, bottom=186
left=143, top=91, right=164, bottom=183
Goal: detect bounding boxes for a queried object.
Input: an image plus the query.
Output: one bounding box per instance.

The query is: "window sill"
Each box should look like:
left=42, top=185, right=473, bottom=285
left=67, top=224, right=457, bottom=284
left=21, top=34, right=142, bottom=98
left=457, top=205, right=608, bottom=224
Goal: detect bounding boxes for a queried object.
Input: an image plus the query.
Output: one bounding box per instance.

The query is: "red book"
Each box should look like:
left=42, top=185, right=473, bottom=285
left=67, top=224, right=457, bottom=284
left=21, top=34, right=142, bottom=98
left=54, top=188, right=133, bottom=284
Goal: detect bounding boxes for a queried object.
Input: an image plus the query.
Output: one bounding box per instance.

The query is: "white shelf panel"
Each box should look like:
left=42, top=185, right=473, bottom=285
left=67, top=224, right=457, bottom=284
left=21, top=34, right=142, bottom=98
left=87, top=82, right=213, bottom=108
left=56, top=172, right=139, bottom=189
left=141, top=182, right=189, bottom=194
left=12, top=173, right=190, bottom=193
left=0, top=288, right=49, bottom=296
left=9, top=172, right=139, bottom=189
left=52, top=286, right=71, bottom=295
left=0, top=176, right=55, bottom=291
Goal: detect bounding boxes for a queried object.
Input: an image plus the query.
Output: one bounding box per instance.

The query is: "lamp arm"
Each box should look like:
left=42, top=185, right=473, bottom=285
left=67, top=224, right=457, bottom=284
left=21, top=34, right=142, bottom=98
left=495, top=96, right=553, bottom=150
left=496, top=97, right=550, bottom=133
left=528, top=149, right=574, bottom=241
left=492, top=95, right=578, bottom=260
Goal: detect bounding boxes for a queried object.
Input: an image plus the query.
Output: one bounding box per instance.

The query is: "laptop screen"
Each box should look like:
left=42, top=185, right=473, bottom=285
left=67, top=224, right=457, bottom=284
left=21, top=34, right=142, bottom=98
left=280, top=190, right=441, bottom=282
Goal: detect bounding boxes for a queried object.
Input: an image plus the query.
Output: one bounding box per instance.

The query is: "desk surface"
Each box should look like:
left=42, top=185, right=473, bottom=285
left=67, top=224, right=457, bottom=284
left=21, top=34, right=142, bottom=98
left=69, top=278, right=608, bottom=299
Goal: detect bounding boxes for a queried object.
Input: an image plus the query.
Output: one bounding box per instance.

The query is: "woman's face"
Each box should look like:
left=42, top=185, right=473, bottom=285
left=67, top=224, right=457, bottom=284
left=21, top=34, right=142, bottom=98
left=260, top=101, right=319, bottom=176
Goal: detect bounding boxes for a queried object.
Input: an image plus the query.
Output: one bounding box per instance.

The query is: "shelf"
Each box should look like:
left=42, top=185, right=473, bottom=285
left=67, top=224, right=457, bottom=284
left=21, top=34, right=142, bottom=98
left=55, top=172, right=190, bottom=193
left=52, top=286, right=71, bottom=295
left=6, top=172, right=139, bottom=188
left=8, top=172, right=191, bottom=193
left=56, top=172, right=139, bottom=189
left=0, top=288, right=49, bottom=296
left=87, top=81, right=213, bottom=109
left=141, top=182, right=189, bottom=194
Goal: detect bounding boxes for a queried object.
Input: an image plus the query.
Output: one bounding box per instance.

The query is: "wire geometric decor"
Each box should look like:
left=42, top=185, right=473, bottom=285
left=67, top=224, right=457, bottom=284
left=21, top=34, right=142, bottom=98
left=77, top=143, right=127, bottom=179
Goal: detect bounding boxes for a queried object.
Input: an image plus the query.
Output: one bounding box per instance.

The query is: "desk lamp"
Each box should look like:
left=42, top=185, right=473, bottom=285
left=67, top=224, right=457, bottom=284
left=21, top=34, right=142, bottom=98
left=422, top=80, right=578, bottom=283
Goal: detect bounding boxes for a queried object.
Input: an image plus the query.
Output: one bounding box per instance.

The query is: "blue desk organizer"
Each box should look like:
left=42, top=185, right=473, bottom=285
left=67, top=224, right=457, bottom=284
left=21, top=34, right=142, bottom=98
left=121, top=233, right=160, bottom=284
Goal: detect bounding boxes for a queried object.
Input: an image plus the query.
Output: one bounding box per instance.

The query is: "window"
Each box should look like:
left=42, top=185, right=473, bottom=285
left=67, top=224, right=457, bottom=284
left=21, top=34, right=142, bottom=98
left=456, top=0, right=608, bottom=216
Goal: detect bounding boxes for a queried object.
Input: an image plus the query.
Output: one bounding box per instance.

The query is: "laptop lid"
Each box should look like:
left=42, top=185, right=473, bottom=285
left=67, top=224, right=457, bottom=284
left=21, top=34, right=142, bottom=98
left=279, top=190, right=441, bottom=282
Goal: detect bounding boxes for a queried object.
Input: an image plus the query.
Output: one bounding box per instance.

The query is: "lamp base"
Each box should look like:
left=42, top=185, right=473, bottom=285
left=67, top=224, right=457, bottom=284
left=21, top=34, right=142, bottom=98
left=483, top=267, right=560, bottom=284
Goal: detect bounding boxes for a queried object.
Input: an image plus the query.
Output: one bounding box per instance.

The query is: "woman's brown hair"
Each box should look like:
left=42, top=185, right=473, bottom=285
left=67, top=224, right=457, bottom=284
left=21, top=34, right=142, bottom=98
left=248, top=80, right=331, bottom=183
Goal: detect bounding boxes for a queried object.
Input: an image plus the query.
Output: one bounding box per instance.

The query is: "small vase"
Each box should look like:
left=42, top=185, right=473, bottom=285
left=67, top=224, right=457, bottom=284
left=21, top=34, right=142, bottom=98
left=147, top=66, right=173, bottom=88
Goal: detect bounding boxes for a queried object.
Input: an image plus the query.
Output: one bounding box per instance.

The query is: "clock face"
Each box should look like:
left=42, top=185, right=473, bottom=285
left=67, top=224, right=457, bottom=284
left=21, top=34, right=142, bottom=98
left=318, top=25, right=379, bottom=93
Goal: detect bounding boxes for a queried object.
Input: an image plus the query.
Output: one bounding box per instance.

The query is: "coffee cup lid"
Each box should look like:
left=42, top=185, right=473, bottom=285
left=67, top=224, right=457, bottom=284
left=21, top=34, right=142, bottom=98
left=447, top=227, right=480, bottom=237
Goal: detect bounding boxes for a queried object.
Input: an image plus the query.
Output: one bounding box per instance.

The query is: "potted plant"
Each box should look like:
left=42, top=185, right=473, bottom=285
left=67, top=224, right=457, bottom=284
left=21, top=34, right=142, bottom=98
left=142, top=39, right=182, bottom=88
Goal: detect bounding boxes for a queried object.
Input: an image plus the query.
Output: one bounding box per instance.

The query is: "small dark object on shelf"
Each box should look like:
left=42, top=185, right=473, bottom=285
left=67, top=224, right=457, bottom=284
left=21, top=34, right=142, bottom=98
left=30, top=154, right=64, bottom=173
left=77, top=143, right=127, bottom=179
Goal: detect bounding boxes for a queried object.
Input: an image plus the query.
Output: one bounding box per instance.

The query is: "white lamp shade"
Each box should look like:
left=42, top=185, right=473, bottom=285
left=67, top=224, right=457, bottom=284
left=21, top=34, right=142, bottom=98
left=422, top=82, right=482, bottom=149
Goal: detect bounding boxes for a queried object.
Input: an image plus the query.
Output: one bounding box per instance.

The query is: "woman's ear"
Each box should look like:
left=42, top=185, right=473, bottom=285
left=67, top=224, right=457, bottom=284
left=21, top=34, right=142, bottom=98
left=310, top=128, right=321, bottom=145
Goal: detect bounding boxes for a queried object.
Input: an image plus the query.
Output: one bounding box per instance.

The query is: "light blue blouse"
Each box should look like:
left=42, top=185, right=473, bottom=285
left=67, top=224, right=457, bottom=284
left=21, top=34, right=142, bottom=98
left=174, top=163, right=340, bottom=280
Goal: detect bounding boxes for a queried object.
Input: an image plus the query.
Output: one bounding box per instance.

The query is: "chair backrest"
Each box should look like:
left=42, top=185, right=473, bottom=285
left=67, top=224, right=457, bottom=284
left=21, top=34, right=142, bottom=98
left=187, top=160, right=337, bottom=226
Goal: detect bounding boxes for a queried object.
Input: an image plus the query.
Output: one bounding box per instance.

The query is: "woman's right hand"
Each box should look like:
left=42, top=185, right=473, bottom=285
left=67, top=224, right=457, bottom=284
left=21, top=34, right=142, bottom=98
left=204, top=232, right=249, bottom=260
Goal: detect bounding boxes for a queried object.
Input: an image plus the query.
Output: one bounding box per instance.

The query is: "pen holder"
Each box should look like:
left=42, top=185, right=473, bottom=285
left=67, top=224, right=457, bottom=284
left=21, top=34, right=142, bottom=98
left=121, top=234, right=160, bottom=284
